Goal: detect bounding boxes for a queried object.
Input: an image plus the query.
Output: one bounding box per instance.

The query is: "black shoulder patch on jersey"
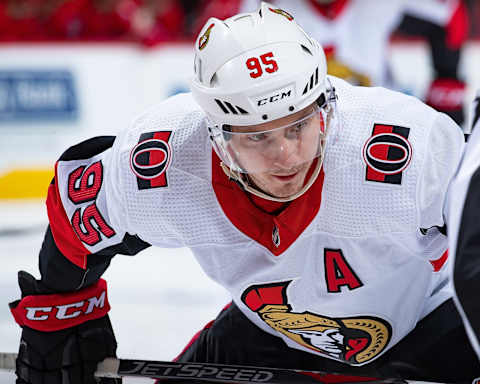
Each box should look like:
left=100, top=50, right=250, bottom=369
left=363, top=124, right=412, bottom=185
left=130, top=131, right=174, bottom=190
left=59, top=136, right=116, bottom=161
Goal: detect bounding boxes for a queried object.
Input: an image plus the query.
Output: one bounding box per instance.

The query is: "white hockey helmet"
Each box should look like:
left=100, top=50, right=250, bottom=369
left=190, top=2, right=328, bottom=127
left=190, top=2, right=335, bottom=202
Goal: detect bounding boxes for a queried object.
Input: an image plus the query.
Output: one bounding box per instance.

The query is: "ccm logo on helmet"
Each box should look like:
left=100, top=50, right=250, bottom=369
left=257, top=90, right=292, bottom=106
left=255, top=86, right=294, bottom=107
left=363, top=124, right=412, bottom=185
left=130, top=131, right=173, bottom=190
left=25, top=291, right=106, bottom=321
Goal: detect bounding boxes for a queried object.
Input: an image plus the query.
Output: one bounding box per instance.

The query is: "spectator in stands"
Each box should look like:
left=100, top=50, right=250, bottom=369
left=48, top=0, right=137, bottom=41
left=85, top=0, right=135, bottom=40
left=0, top=0, right=49, bottom=41
left=185, top=0, right=242, bottom=38
left=47, top=0, right=88, bottom=40
left=130, top=0, right=186, bottom=46
left=0, top=0, right=190, bottom=44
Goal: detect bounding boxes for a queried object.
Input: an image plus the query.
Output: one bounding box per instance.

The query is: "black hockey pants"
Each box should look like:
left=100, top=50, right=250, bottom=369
left=175, top=299, right=480, bottom=383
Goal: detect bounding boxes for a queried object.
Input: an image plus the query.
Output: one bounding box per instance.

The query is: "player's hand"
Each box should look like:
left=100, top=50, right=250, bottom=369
left=9, top=271, right=121, bottom=384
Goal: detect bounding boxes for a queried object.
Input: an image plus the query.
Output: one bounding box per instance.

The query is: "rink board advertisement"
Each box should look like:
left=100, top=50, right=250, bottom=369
left=0, top=41, right=479, bottom=199
left=0, top=70, right=77, bottom=122
left=0, top=43, right=193, bottom=199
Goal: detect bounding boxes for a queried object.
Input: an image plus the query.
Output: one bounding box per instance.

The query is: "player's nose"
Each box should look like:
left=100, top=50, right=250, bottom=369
left=268, top=136, right=301, bottom=168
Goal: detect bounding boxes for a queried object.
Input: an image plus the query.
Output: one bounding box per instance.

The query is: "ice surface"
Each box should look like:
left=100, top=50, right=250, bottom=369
left=0, top=201, right=231, bottom=383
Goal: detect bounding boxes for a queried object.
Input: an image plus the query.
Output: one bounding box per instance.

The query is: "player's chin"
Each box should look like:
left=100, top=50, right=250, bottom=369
left=267, top=175, right=306, bottom=197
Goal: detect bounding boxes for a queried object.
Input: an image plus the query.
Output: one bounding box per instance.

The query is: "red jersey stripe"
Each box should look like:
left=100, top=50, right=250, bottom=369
left=46, top=161, right=90, bottom=269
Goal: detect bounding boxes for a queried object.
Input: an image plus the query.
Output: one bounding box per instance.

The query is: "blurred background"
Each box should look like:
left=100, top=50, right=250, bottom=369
left=0, top=0, right=479, bottom=382
left=0, top=0, right=478, bottom=199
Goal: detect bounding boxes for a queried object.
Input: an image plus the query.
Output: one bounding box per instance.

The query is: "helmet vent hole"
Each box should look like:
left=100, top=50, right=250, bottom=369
left=289, top=106, right=294, bottom=112
left=195, top=57, right=203, bottom=83
left=215, top=99, right=249, bottom=115
left=302, top=67, right=320, bottom=95
left=210, top=73, right=218, bottom=87
left=233, top=15, right=251, bottom=22
left=300, top=44, right=312, bottom=55
left=262, top=114, right=268, bottom=120
left=232, top=15, right=254, bottom=27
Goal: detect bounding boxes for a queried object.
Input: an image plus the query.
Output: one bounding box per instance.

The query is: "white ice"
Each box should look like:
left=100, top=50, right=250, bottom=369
left=0, top=201, right=231, bottom=383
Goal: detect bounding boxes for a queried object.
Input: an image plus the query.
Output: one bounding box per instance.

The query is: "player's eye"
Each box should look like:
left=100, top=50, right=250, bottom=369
left=286, top=121, right=308, bottom=138
left=247, top=132, right=269, bottom=142
left=295, top=121, right=308, bottom=132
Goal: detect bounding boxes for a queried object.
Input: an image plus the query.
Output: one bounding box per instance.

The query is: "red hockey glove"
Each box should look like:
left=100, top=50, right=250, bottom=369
left=425, top=77, right=466, bottom=126
left=9, top=271, right=120, bottom=384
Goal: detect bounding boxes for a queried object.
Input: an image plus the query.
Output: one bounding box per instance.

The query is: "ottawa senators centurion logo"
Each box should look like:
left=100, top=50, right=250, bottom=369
left=130, top=131, right=173, bottom=190
left=242, top=281, right=392, bottom=365
left=363, top=124, right=412, bottom=185
left=268, top=7, right=294, bottom=21
left=199, top=23, right=214, bottom=50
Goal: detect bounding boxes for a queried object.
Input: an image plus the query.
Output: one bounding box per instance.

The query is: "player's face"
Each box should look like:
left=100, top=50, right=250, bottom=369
left=229, top=104, right=324, bottom=198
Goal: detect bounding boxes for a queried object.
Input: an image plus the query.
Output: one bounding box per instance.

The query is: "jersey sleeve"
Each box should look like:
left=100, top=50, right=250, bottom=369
left=41, top=136, right=150, bottom=292
left=417, top=111, right=465, bottom=231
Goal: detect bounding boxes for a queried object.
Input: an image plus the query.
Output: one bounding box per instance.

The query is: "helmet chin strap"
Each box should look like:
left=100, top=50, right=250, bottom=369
left=220, top=155, right=323, bottom=203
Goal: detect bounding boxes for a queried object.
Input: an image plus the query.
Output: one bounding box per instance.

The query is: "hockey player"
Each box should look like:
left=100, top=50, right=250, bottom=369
left=9, top=3, right=480, bottom=383
left=446, top=91, right=480, bottom=361
left=199, top=0, right=469, bottom=126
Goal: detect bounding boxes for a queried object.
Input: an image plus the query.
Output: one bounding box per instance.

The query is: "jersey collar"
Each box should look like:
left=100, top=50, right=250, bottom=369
left=211, top=150, right=324, bottom=255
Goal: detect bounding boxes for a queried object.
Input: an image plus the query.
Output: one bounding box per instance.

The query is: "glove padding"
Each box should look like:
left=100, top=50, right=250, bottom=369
left=10, top=271, right=120, bottom=384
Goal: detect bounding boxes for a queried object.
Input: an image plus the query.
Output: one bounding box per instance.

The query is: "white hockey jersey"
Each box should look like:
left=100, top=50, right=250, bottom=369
left=51, top=77, right=464, bottom=366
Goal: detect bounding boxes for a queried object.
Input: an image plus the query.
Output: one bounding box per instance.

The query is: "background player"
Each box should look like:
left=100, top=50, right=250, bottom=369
left=194, top=0, right=469, bottom=127
left=447, top=91, right=480, bottom=361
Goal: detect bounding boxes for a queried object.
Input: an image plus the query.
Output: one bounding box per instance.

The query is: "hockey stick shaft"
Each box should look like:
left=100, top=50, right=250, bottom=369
left=0, top=352, right=435, bottom=384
